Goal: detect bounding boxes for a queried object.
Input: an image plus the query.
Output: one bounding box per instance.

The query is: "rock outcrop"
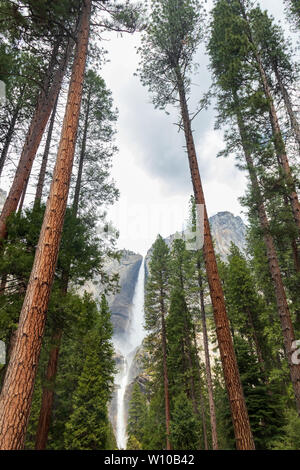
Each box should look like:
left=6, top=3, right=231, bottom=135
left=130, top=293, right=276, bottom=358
left=145, top=211, right=246, bottom=274
left=209, top=211, right=246, bottom=260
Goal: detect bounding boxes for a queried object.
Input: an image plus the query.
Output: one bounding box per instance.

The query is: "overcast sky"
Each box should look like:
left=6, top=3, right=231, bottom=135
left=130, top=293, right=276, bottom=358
left=99, top=0, right=291, bottom=256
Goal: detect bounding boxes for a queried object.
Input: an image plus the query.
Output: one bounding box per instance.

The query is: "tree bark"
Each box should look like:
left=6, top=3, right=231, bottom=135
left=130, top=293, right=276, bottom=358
left=191, top=324, right=208, bottom=450
left=197, top=259, right=219, bottom=450
left=17, top=176, right=29, bottom=214
left=0, top=85, right=26, bottom=178
left=235, top=102, right=300, bottom=415
left=0, top=1, right=91, bottom=449
left=273, top=62, right=300, bottom=152
left=72, top=86, right=91, bottom=215
left=176, top=70, right=255, bottom=450
left=239, top=0, right=300, bottom=234
left=34, top=94, right=59, bottom=207
left=0, top=37, right=74, bottom=241
left=34, top=328, right=62, bottom=450
left=35, top=87, right=90, bottom=449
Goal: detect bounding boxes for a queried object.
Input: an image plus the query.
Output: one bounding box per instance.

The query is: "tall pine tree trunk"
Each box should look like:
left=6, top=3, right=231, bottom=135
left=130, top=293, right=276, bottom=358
left=0, top=85, right=26, bottom=178
left=236, top=103, right=300, bottom=414
left=176, top=71, right=255, bottom=450
left=35, top=87, right=90, bottom=449
left=34, top=94, right=59, bottom=207
left=197, top=259, right=218, bottom=450
left=0, top=38, right=74, bottom=241
left=0, top=1, right=91, bottom=449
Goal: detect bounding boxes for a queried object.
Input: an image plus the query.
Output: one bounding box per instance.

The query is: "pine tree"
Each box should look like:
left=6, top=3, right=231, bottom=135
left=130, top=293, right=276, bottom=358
left=0, top=2, right=91, bottom=448
left=127, top=382, right=147, bottom=448
left=209, top=0, right=300, bottom=415
left=138, top=0, right=254, bottom=449
left=144, top=235, right=171, bottom=449
left=64, top=295, right=115, bottom=450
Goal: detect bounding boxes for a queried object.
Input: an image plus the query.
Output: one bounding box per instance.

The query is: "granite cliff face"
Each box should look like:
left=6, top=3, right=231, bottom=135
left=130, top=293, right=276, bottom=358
left=145, top=211, right=247, bottom=275
left=209, top=211, right=246, bottom=261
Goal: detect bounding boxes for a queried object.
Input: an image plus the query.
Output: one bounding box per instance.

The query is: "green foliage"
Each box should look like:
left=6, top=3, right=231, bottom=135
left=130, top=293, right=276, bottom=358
left=137, top=0, right=204, bottom=110
left=127, top=382, right=148, bottom=447
left=170, top=392, right=199, bottom=450
left=271, top=409, right=300, bottom=450
left=63, top=295, right=115, bottom=450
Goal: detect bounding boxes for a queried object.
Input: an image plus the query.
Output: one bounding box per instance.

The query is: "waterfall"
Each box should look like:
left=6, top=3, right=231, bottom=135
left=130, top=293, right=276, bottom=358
left=113, top=258, right=146, bottom=450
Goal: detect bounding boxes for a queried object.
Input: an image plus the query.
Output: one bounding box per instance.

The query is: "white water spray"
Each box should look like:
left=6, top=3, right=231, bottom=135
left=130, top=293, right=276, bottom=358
left=113, top=258, right=146, bottom=450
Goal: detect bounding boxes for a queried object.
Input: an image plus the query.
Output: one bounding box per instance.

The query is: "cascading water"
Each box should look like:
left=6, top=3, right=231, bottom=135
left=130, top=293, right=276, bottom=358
left=113, top=258, right=146, bottom=450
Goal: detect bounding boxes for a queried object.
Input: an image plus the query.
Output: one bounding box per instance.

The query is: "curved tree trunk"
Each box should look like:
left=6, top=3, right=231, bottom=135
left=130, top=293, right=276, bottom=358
left=0, top=1, right=91, bottom=449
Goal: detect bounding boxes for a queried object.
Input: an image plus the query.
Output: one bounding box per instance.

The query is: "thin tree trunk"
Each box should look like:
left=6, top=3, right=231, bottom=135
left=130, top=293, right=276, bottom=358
left=273, top=63, right=300, bottom=152
left=34, top=328, right=63, bottom=450
left=246, top=307, right=265, bottom=372
left=34, top=94, right=59, bottom=207
left=72, top=87, right=91, bottom=215
left=176, top=71, right=255, bottom=450
left=197, top=259, right=219, bottom=450
left=17, top=176, right=29, bottom=214
left=0, top=85, right=26, bottom=178
left=0, top=1, right=91, bottom=449
left=160, top=295, right=172, bottom=450
left=239, top=0, right=300, bottom=234
left=0, top=37, right=74, bottom=241
left=191, top=324, right=208, bottom=450
left=235, top=102, right=300, bottom=415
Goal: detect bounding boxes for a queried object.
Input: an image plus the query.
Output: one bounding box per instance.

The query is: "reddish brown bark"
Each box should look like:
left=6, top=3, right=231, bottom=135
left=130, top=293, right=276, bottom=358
left=0, top=38, right=74, bottom=241
left=176, top=71, right=255, bottom=450
left=0, top=1, right=91, bottom=449
left=197, top=260, right=218, bottom=450
left=34, top=94, right=59, bottom=207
